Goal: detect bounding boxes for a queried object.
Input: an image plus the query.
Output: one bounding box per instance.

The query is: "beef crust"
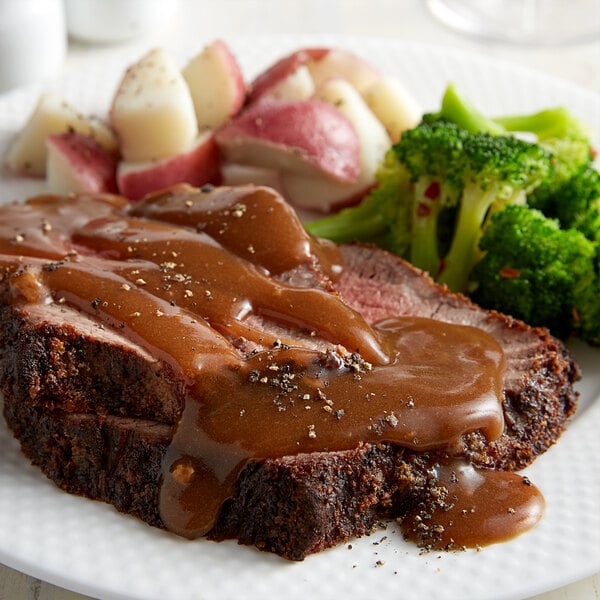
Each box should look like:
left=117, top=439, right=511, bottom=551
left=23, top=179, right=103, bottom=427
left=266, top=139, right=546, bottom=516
left=3, top=396, right=427, bottom=561
left=0, top=245, right=580, bottom=560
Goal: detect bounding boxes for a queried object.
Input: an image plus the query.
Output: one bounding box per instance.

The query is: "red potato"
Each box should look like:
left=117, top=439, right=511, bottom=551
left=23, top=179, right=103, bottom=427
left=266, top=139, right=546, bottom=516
left=248, top=47, right=380, bottom=104
left=216, top=99, right=361, bottom=183
left=283, top=78, right=390, bottom=212
left=7, top=92, right=118, bottom=178
left=362, top=77, right=421, bottom=143
left=46, top=131, right=117, bottom=195
left=306, top=48, right=381, bottom=93
left=281, top=171, right=374, bottom=213
left=182, top=39, right=246, bottom=130
left=247, top=48, right=327, bottom=105
left=249, top=64, right=314, bottom=104
left=220, top=163, right=284, bottom=193
left=110, top=48, right=198, bottom=162
left=317, top=78, right=390, bottom=176
left=117, top=131, right=220, bottom=201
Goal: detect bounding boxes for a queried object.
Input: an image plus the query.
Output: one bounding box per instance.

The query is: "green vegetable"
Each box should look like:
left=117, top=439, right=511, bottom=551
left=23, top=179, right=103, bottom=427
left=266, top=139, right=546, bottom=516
left=432, top=82, right=505, bottom=135
left=306, top=83, right=600, bottom=344
left=435, top=83, right=594, bottom=207
left=396, top=121, right=552, bottom=292
left=308, top=118, right=553, bottom=293
left=573, top=268, right=600, bottom=346
left=471, top=204, right=597, bottom=340
left=531, top=164, right=600, bottom=244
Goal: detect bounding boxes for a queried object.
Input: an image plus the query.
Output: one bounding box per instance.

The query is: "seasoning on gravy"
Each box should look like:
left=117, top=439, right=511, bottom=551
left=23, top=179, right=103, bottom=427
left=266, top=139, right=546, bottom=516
left=0, top=184, right=545, bottom=550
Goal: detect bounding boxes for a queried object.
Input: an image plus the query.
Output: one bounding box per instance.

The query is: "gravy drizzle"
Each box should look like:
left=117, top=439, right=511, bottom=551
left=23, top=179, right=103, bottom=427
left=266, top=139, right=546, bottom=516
left=0, top=185, right=545, bottom=550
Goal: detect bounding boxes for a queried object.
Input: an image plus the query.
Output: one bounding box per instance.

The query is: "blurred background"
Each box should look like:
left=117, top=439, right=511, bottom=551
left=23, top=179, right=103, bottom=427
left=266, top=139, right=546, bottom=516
left=1, top=0, right=598, bottom=94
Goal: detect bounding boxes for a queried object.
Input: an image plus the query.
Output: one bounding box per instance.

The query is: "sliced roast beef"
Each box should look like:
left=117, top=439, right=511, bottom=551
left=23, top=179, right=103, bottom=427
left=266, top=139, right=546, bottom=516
left=0, top=187, right=580, bottom=560
left=336, top=245, right=579, bottom=471
left=0, top=243, right=579, bottom=560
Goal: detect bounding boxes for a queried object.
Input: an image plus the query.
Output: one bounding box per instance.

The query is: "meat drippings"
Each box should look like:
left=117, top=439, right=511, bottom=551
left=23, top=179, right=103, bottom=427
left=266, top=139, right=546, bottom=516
left=401, top=458, right=545, bottom=550
left=0, top=185, right=544, bottom=550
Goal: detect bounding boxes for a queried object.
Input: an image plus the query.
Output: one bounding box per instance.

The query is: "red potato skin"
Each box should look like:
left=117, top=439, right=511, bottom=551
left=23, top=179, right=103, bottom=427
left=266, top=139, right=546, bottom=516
left=247, top=48, right=329, bottom=105
left=117, top=133, right=221, bottom=201
left=46, top=132, right=118, bottom=193
left=216, top=99, right=361, bottom=183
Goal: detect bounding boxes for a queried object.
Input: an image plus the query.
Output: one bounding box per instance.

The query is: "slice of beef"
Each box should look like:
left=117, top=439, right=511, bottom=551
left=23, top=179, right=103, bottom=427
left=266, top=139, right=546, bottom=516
left=0, top=244, right=580, bottom=560
left=0, top=303, right=185, bottom=424
left=336, top=245, right=580, bottom=471
left=3, top=398, right=428, bottom=561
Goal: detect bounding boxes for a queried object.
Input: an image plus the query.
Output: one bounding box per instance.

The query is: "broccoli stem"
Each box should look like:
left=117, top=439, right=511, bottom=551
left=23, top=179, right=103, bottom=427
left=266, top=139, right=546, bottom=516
left=409, top=178, right=443, bottom=276
left=439, top=83, right=506, bottom=135
left=438, top=185, right=497, bottom=292
left=305, top=194, right=389, bottom=243
left=493, top=107, right=588, bottom=140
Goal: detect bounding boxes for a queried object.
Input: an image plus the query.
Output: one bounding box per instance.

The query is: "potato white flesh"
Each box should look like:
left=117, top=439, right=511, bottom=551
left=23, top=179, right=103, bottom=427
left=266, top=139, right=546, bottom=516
left=182, top=39, right=246, bottom=130
left=6, top=92, right=118, bottom=177
left=285, top=78, right=391, bottom=212
left=221, top=163, right=284, bottom=192
left=281, top=171, right=372, bottom=213
left=248, top=63, right=315, bottom=105
left=316, top=78, right=390, bottom=187
left=110, top=48, right=198, bottom=162
left=362, top=77, right=421, bottom=143
left=46, top=131, right=117, bottom=194
left=247, top=49, right=322, bottom=105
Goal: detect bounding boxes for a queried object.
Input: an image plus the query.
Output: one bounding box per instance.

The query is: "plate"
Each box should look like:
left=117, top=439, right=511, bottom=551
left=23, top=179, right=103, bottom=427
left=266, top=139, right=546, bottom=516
left=0, top=36, right=599, bottom=600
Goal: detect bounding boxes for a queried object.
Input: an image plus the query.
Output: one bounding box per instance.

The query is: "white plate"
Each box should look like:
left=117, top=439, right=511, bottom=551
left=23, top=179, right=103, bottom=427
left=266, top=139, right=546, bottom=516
left=0, top=36, right=599, bottom=600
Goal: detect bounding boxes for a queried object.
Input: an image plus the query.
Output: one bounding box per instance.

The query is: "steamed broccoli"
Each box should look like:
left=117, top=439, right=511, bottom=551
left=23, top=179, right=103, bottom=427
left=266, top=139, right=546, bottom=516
left=531, top=164, right=600, bottom=244
left=392, top=120, right=467, bottom=278
left=308, top=119, right=553, bottom=292
left=531, top=162, right=599, bottom=346
left=433, top=82, right=506, bottom=135
left=436, top=83, right=594, bottom=205
left=439, top=84, right=600, bottom=344
left=306, top=84, right=600, bottom=344
left=429, top=127, right=552, bottom=291
left=573, top=268, right=600, bottom=345
left=471, top=204, right=597, bottom=340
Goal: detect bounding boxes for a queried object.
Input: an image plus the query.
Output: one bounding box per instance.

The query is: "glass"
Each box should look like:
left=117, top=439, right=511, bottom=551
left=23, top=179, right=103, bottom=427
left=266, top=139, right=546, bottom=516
left=0, top=0, right=66, bottom=92
left=426, top=0, right=600, bottom=45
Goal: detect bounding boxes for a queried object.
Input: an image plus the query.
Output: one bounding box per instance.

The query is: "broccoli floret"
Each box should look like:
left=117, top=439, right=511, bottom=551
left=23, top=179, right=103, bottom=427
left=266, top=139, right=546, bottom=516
left=305, top=150, right=412, bottom=254
left=308, top=118, right=553, bottom=292
left=494, top=105, right=591, bottom=141
left=573, top=272, right=600, bottom=345
left=393, top=120, right=553, bottom=292
left=532, top=164, right=600, bottom=244
left=472, top=204, right=597, bottom=340
left=435, top=83, right=594, bottom=208
left=392, top=120, right=466, bottom=276
left=498, top=108, right=594, bottom=207
left=307, top=84, right=599, bottom=344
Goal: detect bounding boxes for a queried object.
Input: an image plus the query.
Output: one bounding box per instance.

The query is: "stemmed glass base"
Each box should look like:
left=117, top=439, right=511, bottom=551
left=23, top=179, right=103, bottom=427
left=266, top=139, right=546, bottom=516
left=426, top=0, right=600, bottom=45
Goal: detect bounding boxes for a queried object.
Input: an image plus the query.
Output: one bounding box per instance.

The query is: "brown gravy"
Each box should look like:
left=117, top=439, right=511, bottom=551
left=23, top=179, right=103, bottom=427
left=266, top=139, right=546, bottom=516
left=0, top=184, right=544, bottom=550
left=401, top=458, right=545, bottom=550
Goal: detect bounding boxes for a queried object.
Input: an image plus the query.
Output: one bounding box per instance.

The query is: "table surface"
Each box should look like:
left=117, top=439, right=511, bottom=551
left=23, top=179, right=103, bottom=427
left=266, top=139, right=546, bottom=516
left=1, top=1, right=599, bottom=598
